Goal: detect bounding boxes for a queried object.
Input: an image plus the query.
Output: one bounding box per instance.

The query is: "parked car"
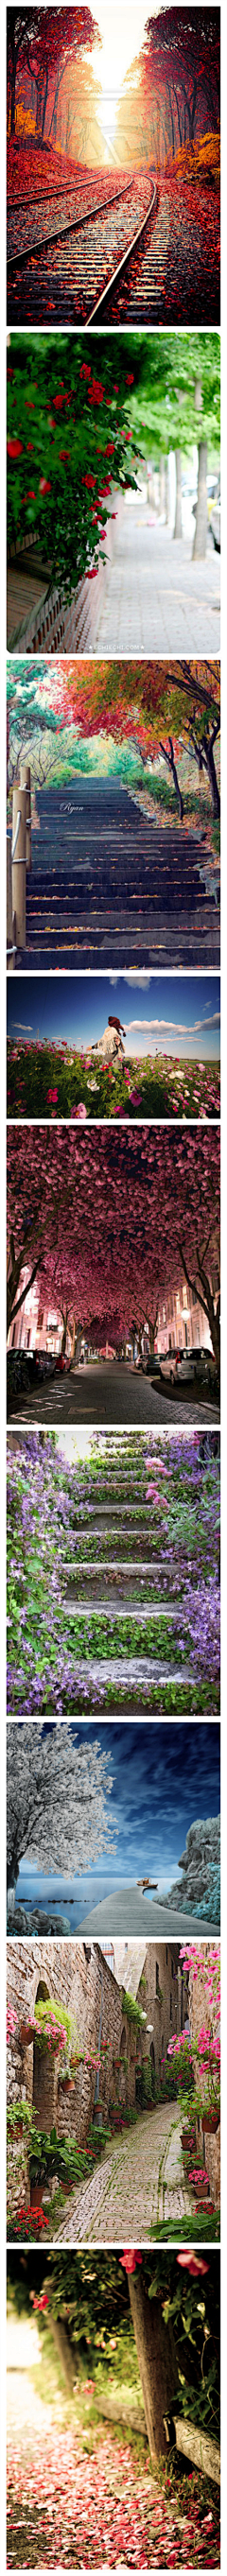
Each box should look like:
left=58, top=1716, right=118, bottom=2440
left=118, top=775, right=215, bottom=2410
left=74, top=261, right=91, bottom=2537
left=208, top=475, right=220, bottom=552
left=159, top=1348, right=182, bottom=1387
left=142, top=1353, right=164, bottom=1381
left=174, top=1345, right=218, bottom=1391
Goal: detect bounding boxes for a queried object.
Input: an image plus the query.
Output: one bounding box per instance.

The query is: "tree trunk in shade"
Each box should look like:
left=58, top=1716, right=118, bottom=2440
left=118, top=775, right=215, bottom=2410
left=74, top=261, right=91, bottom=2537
left=193, top=441, right=207, bottom=559
left=128, top=2274, right=176, bottom=2462
left=173, top=451, right=182, bottom=539
left=49, top=2316, right=76, bottom=2394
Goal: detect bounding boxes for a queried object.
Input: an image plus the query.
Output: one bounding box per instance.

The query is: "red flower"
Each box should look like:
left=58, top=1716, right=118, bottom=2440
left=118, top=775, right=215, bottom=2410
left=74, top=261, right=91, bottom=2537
left=39, top=478, right=51, bottom=495
left=120, top=2249, right=143, bottom=2273
left=82, top=475, right=96, bottom=490
left=104, top=443, right=114, bottom=456
left=23, top=489, right=36, bottom=501
left=59, top=451, right=70, bottom=462
left=52, top=394, right=66, bottom=409
left=88, top=381, right=104, bottom=405
left=7, top=438, right=23, bottom=458
left=87, top=567, right=98, bottom=579
left=79, top=364, right=91, bottom=378
left=26, top=442, right=34, bottom=451
left=126, top=372, right=134, bottom=383
left=177, top=2253, right=209, bottom=2275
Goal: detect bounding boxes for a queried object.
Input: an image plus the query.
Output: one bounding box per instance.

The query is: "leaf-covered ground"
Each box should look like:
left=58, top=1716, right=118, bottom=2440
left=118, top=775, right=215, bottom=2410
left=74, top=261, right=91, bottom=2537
left=7, top=2425, right=220, bottom=2567
left=163, top=176, right=220, bottom=320
left=7, top=145, right=127, bottom=210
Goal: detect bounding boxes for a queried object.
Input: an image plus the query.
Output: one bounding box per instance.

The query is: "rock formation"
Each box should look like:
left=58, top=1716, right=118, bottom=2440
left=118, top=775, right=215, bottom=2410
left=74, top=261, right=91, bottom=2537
left=158, top=1816, right=220, bottom=1919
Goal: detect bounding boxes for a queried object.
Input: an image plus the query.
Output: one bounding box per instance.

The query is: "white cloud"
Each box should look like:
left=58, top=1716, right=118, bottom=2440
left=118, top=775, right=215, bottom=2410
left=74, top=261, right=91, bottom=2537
left=125, top=1012, right=220, bottom=1035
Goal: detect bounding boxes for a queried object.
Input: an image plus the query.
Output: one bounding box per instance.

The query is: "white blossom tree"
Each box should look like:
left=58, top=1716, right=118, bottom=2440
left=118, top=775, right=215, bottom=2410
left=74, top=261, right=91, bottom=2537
left=7, top=1723, right=117, bottom=1893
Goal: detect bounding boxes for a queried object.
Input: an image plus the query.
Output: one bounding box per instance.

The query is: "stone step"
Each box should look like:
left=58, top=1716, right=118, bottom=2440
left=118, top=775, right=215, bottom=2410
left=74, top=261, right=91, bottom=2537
left=20, top=920, right=219, bottom=968
left=63, top=1598, right=180, bottom=1621
left=60, top=1655, right=192, bottom=1694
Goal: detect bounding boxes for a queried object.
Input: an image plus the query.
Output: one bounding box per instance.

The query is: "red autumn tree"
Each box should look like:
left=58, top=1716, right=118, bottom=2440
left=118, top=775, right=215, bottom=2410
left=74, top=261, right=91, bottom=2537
left=142, top=9, right=220, bottom=157
left=7, top=7, right=101, bottom=144
left=49, top=656, right=220, bottom=821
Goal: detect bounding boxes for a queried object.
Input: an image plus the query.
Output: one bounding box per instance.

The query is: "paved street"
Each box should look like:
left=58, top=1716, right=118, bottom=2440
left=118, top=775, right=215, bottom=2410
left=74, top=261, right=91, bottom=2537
left=93, top=506, right=220, bottom=656
left=54, top=2101, right=193, bottom=2246
left=9, top=1358, right=219, bottom=1426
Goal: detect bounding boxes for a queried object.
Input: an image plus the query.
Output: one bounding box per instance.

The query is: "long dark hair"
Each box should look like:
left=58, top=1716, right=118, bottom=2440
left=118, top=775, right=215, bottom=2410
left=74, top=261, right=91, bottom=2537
left=108, top=1015, right=125, bottom=1034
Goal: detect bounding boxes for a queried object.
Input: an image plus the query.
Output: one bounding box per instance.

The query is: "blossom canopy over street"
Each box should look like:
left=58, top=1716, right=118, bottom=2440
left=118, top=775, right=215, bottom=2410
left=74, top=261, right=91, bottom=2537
left=7, top=1123, right=220, bottom=1365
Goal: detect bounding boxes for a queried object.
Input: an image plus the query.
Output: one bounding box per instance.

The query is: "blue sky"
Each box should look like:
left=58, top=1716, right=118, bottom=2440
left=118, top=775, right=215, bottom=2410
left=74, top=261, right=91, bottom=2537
left=16, top=1720, right=220, bottom=1921
left=7, top=975, right=220, bottom=1064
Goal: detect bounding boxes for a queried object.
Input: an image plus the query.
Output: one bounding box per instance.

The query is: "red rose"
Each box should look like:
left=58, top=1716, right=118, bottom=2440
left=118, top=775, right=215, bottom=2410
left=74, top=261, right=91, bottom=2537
left=39, top=478, right=51, bottom=494
left=126, top=373, right=134, bottom=383
left=59, top=451, right=70, bottom=462
left=82, top=475, right=96, bottom=490
left=7, top=438, right=23, bottom=458
left=23, top=490, right=36, bottom=500
left=88, top=381, right=104, bottom=405
left=79, top=364, right=91, bottom=378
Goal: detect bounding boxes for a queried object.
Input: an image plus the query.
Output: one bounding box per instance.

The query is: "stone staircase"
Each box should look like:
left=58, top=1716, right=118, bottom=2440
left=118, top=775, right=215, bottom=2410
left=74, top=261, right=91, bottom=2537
left=19, top=779, right=218, bottom=969
left=60, top=1434, right=210, bottom=1714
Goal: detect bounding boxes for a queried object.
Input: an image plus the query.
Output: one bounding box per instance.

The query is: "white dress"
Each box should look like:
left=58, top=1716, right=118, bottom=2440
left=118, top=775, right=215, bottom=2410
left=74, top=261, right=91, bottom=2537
left=91, top=1025, right=125, bottom=1064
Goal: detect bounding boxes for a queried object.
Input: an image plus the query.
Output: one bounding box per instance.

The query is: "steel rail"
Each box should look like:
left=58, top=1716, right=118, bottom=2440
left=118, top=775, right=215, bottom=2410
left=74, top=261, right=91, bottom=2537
left=7, top=175, right=135, bottom=272
left=86, top=182, right=158, bottom=322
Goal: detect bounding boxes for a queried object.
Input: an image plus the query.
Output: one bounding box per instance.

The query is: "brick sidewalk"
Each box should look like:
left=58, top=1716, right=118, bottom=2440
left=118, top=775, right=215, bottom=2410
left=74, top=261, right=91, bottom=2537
left=93, top=507, right=220, bottom=656
left=54, top=2101, right=193, bottom=2246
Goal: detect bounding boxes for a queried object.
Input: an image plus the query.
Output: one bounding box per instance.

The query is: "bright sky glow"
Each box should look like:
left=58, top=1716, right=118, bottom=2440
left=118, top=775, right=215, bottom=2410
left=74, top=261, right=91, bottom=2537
left=93, top=4, right=151, bottom=153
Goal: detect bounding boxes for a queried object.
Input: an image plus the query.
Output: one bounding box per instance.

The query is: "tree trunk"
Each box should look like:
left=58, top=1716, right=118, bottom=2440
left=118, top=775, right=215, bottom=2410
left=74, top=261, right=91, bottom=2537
left=147, top=1312, right=158, bottom=1354
left=128, top=2275, right=176, bottom=2464
left=49, top=2316, right=76, bottom=2395
left=165, top=459, right=169, bottom=525
left=42, top=69, right=49, bottom=143
left=159, top=458, right=165, bottom=518
left=193, top=441, right=207, bottom=560
left=203, top=735, right=220, bottom=819
left=173, top=451, right=182, bottom=539
left=61, top=1311, right=68, bottom=1357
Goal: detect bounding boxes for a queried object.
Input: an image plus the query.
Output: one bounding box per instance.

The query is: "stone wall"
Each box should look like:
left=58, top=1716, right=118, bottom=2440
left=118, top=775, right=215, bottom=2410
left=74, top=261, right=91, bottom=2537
left=7, top=1938, right=134, bottom=2201
left=119, top=1942, right=183, bottom=2076
left=188, top=1946, right=220, bottom=2207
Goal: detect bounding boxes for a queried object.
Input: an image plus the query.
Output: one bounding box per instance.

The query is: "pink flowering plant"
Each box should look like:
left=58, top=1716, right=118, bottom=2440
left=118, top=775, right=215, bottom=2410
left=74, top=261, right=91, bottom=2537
left=7, top=1035, right=220, bottom=1123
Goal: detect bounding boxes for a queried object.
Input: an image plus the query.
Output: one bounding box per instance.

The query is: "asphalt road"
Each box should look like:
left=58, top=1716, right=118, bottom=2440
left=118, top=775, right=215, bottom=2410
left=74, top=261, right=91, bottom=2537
left=79, top=1883, right=217, bottom=1936
left=10, top=1358, right=219, bottom=1427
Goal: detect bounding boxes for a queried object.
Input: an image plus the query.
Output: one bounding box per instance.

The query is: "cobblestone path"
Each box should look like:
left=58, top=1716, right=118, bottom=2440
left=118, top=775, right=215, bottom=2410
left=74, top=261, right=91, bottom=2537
left=93, top=508, right=220, bottom=657
left=54, top=2101, right=193, bottom=2245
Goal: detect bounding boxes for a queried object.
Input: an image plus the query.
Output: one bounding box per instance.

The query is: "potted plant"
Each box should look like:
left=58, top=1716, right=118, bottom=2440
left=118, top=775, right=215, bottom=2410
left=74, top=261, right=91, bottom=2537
left=202, top=2107, right=219, bottom=2134
left=20, top=2019, right=35, bottom=2048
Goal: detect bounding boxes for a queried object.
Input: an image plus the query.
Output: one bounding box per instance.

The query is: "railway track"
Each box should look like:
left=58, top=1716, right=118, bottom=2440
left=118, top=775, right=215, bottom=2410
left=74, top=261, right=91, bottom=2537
left=7, top=170, right=165, bottom=323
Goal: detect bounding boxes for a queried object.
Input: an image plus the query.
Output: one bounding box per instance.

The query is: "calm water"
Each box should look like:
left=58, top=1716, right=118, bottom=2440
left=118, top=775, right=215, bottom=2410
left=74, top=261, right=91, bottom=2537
left=16, top=1867, right=174, bottom=1930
